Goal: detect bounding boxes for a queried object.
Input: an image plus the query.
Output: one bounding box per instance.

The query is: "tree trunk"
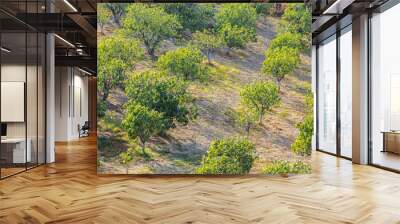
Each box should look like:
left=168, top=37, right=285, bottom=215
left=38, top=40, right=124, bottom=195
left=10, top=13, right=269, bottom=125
left=102, top=83, right=110, bottom=101
left=147, top=47, right=156, bottom=62
left=259, top=112, right=264, bottom=124
left=140, top=140, right=146, bottom=155
left=245, top=123, right=250, bottom=138
left=126, top=166, right=129, bottom=174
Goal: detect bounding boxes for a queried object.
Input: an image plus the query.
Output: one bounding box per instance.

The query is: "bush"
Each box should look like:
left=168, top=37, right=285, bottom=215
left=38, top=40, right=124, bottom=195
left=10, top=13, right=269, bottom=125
left=218, top=23, right=254, bottom=52
left=216, top=4, right=257, bottom=37
left=191, top=30, right=223, bottom=64
left=157, top=47, right=207, bottom=80
left=262, top=160, right=311, bottom=175
left=269, top=32, right=303, bottom=52
left=196, top=137, right=256, bottom=175
left=253, top=3, right=273, bottom=15
left=291, top=114, right=313, bottom=156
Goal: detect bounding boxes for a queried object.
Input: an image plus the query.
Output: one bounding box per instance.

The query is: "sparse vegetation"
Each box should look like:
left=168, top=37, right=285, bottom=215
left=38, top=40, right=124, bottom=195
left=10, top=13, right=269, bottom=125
left=191, top=30, right=224, bottom=64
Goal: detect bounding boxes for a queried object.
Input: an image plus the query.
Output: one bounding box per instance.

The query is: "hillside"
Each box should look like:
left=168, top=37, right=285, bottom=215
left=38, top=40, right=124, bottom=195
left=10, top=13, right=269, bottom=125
left=97, top=12, right=311, bottom=174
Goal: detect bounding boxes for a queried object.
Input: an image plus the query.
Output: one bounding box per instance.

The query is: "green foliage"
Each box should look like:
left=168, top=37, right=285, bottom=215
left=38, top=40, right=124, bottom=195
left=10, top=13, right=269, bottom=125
left=291, top=114, right=313, bottom=156
left=262, top=160, right=312, bottom=175
left=262, top=46, right=300, bottom=88
left=123, top=4, right=181, bottom=61
left=191, top=30, right=223, bottom=63
left=162, top=3, right=215, bottom=32
left=196, top=137, right=256, bottom=174
left=234, top=106, right=258, bottom=137
left=97, top=4, right=111, bottom=33
left=240, top=81, right=280, bottom=123
left=252, top=3, right=273, bottom=15
left=279, top=4, right=311, bottom=50
left=97, top=99, right=107, bottom=117
left=218, top=24, right=254, bottom=51
left=98, top=34, right=143, bottom=101
left=104, top=3, right=127, bottom=27
left=157, top=47, right=207, bottom=80
left=216, top=4, right=257, bottom=37
left=125, top=71, right=197, bottom=130
left=269, top=32, right=303, bottom=52
left=119, top=148, right=134, bottom=174
left=122, top=104, right=164, bottom=153
left=292, top=89, right=314, bottom=156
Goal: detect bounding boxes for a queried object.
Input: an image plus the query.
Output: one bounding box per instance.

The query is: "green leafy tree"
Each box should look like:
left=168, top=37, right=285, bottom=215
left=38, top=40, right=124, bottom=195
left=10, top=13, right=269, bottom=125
left=196, top=137, right=256, bottom=174
left=191, top=30, right=223, bottom=64
left=122, top=104, right=164, bottom=154
left=97, top=5, right=111, bottom=34
left=269, top=32, right=303, bottom=52
left=279, top=4, right=311, bottom=50
left=218, top=24, right=253, bottom=53
left=123, top=4, right=181, bottom=61
left=252, top=3, right=273, bottom=15
left=157, top=47, right=207, bottom=80
left=262, top=46, right=300, bottom=89
left=104, top=3, right=127, bottom=27
left=216, top=4, right=257, bottom=37
left=125, top=71, right=197, bottom=130
left=162, top=3, right=215, bottom=32
left=234, top=106, right=258, bottom=137
left=98, top=35, right=143, bottom=101
left=240, top=81, right=280, bottom=123
left=119, top=148, right=134, bottom=174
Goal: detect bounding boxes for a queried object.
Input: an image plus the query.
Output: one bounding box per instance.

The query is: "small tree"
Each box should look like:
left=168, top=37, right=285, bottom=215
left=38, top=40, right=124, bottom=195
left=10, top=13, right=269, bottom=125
left=125, top=71, right=197, bottom=130
left=104, top=3, right=127, bottom=27
left=216, top=4, right=257, bottom=38
left=240, top=81, right=280, bottom=123
left=97, top=5, right=111, bottom=34
left=234, top=106, right=258, bottom=137
left=252, top=3, right=273, bottom=16
left=122, top=104, right=164, bottom=154
left=261, top=46, right=300, bottom=89
left=196, top=137, right=256, bottom=175
left=269, top=32, right=303, bottom=52
left=157, top=47, right=207, bottom=80
left=162, top=3, right=215, bottom=32
left=123, top=4, right=181, bottom=61
left=191, top=30, right=223, bottom=64
left=98, top=35, right=143, bottom=101
left=119, top=148, right=134, bottom=174
left=218, top=24, right=253, bottom=53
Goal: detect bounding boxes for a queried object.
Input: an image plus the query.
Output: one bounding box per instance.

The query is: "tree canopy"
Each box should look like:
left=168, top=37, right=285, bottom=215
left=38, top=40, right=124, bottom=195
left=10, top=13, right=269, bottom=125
left=240, top=81, right=280, bottom=123
left=104, top=3, right=127, bottom=27
left=191, top=30, right=223, bottom=64
left=261, top=46, right=300, bottom=88
left=157, top=47, right=207, bottom=80
left=196, top=137, right=256, bottom=174
left=122, top=104, right=164, bottom=153
left=269, top=32, right=303, bottom=52
left=97, top=4, right=111, bottom=34
left=218, top=23, right=253, bottom=51
left=97, top=34, right=143, bottom=101
left=125, top=71, right=197, bottom=130
left=123, top=4, right=181, bottom=61
left=216, top=4, right=257, bottom=36
left=162, top=3, right=215, bottom=32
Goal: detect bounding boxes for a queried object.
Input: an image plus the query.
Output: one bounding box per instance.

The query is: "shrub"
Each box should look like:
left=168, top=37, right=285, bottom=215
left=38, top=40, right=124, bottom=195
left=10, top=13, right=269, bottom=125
left=196, top=137, right=256, bottom=175
left=253, top=3, right=273, bottom=15
left=97, top=100, right=107, bottom=117
left=234, top=106, right=258, bottom=137
left=157, top=47, right=207, bottom=80
left=291, top=114, right=313, bottom=156
left=119, top=148, right=134, bottom=174
left=191, top=30, right=224, bottom=64
left=218, top=23, right=254, bottom=52
left=262, top=160, right=311, bottom=175
left=269, top=32, right=303, bottom=52
left=240, top=81, right=280, bottom=123
left=216, top=4, right=257, bottom=37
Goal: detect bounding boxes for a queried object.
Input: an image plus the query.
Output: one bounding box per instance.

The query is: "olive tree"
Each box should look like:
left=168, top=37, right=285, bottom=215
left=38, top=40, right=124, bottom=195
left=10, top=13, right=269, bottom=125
left=261, top=46, right=300, bottom=89
left=216, top=4, right=257, bottom=37
left=104, top=3, right=127, bottom=27
left=157, top=47, right=207, bottom=80
left=234, top=106, right=258, bottom=137
left=218, top=24, right=253, bottom=53
left=98, top=35, right=143, bottom=101
left=269, top=32, right=303, bottom=52
left=196, top=137, right=256, bottom=174
left=123, top=4, right=181, bottom=61
left=240, top=81, right=280, bottom=123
